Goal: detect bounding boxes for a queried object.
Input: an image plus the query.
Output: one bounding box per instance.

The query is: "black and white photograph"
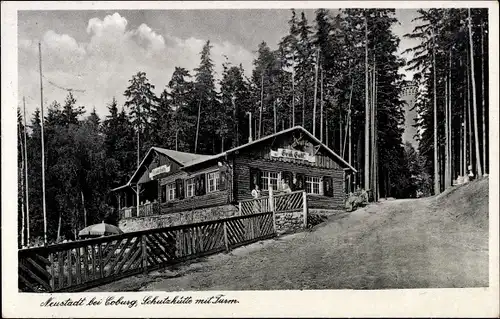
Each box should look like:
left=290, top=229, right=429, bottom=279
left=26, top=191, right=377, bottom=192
left=2, top=1, right=499, bottom=317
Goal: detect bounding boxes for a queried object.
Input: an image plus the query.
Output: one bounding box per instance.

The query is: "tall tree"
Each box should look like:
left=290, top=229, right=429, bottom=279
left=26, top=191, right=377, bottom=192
left=193, top=40, right=219, bottom=154
left=124, top=71, right=158, bottom=165
left=467, top=8, right=483, bottom=177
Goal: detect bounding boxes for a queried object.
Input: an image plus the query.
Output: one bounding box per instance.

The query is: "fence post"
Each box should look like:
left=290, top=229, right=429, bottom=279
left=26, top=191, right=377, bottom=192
left=302, top=191, right=308, bottom=228
left=141, top=234, right=147, bottom=274
left=48, top=253, right=55, bottom=291
left=272, top=200, right=277, bottom=235
left=223, top=221, right=229, bottom=252
left=268, top=188, right=274, bottom=212
left=238, top=202, right=242, bottom=216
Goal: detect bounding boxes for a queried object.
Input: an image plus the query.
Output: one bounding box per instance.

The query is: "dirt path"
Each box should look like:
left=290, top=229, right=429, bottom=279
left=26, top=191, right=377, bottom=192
left=90, top=191, right=488, bottom=291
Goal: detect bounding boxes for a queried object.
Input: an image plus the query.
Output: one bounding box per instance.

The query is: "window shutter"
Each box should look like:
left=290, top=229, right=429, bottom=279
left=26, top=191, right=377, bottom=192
left=194, top=175, right=200, bottom=196
left=219, top=171, right=227, bottom=190
left=199, top=174, right=206, bottom=195
left=176, top=178, right=184, bottom=200
left=323, top=176, right=333, bottom=197
left=295, top=173, right=305, bottom=190
left=161, top=184, right=167, bottom=202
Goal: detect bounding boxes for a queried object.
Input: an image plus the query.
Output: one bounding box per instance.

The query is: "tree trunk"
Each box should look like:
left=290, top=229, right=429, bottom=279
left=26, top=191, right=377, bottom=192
left=467, top=8, right=483, bottom=177
left=81, top=191, right=87, bottom=227
left=326, top=107, right=329, bottom=147
left=194, top=99, right=202, bottom=153
left=481, top=21, right=487, bottom=174
left=57, top=211, right=62, bottom=242
left=313, top=49, right=319, bottom=137
left=371, top=60, right=376, bottom=198
left=448, top=52, right=453, bottom=185
left=340, top=112, right=343, bottom=159
left=233, top=97, right=239, bottom=147
left=19, top=124, right=25, bottom=247
left=432, top=32, right=439, bottom=195
left=302, top=91, right=305, bottom=127
left=374, top=63, right=378, bottom=201
left=364, top=15, right=370, bottom=191
left=467, top=47, right=473, bottom=173
left=23, top=97, right=30, bottom=245
left=445, top=67, right=450, bottom=188
left=259, top=74, right=264, bottom=139
left=320, top=67, right=324, bottom=141
left=175, top=129, right=178, bottom=151
left=273, top=99, right=277, bottom=133
left=292, top=54, right=296, bottom=127
left=467, top=9, right=483, bottom=177
left=347, top=76, right=354, bottom=164
left=463, top=73, right=467, bottom=177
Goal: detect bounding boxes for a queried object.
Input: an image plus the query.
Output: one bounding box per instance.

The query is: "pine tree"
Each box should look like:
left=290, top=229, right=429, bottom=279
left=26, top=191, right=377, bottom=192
left=193, top=41, right=219, bottom=154
left=124, top=71, right=158, bottom=165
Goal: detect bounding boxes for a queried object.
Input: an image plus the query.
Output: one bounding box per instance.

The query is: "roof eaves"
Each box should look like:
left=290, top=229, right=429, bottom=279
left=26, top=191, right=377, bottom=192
left=127, top=147, right=156, bottom=185
left=298, top=127, right=357, bottom=172
left=180, top=126, right=357, bottom=172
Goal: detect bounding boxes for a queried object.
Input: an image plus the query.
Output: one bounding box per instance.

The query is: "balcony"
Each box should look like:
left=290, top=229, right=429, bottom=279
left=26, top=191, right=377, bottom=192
left=119, top=202, right=160, bottom=219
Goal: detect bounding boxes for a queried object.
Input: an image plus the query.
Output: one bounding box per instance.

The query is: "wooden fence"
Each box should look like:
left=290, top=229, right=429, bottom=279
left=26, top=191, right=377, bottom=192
left=18, top=211, right=275, bottom=293
left=239, top=190, right=305, bottom=215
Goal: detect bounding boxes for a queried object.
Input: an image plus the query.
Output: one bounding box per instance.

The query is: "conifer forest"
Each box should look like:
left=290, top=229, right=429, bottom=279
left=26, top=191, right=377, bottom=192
left=17, top=8, right=490, bottom=246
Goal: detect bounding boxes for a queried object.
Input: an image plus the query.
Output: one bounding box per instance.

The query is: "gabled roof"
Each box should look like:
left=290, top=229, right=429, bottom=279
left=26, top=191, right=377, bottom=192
left=112, top=147, right=211, bottom=191
left=111, top=126, right=356, bottom=192
left=152, top=147, right=212, bottom=166
left=183, top=126, right=357, bottom=172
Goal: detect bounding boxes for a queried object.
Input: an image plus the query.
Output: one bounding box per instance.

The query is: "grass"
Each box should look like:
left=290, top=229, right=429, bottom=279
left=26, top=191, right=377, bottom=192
left=89, top=177, right=489, bottom=291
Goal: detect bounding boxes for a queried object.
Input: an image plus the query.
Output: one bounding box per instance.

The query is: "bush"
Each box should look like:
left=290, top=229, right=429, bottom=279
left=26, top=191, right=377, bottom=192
left=345, top=188, right=369, bottom=212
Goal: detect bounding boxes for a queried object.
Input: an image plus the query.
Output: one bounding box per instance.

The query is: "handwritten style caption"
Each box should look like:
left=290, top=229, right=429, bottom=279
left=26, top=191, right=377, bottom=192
left=40, top=294, right=239, bottom=308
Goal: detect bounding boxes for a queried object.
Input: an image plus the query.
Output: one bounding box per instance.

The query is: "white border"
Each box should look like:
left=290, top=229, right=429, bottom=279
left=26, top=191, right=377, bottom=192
left=2, top=1, right=499, bottom=318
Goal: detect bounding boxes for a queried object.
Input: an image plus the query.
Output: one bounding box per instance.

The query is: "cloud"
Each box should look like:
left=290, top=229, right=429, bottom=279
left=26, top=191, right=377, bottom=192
left=18, top=12, right=257, bottom=120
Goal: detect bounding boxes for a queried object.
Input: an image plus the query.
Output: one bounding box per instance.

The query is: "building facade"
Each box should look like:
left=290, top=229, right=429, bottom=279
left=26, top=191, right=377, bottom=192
left=112, top=126, right=357, bottom=231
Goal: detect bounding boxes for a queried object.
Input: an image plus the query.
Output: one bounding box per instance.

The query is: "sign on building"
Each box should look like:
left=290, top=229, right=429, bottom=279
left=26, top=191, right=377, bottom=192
left=270, top=148, right=316, bottom=163
left=149, top=165, right=171, bottom=179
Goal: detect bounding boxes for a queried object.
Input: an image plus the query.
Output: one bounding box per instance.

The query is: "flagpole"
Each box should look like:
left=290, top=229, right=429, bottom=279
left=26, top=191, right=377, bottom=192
left=38, top=42, right=48, bottom=246
left=23, top=97, right=30, bottom=246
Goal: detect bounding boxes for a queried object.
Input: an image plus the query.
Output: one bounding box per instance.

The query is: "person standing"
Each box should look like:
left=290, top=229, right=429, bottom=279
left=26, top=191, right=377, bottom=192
left=281, top=178, right=292, bottom=210
left=251, top=184, right=261, bottom=213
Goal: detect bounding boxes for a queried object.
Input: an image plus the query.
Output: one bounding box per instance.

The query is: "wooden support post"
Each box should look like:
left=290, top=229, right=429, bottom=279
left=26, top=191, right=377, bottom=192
left=223, top=222, right=229, bottom=252
left=302, top=191, right=308, bottom=228
left=48, top=253, right=55, bottom=291
left=272, top=201, right=277, bottom=235
left=98, top=243, right=103, bottom=279
left=238, top=202, right=242, bottom=216
left=141, top=235, right=147, bottom=274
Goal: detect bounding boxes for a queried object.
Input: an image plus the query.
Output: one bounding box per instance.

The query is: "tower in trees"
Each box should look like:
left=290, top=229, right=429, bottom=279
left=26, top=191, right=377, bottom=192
left=401, top=81, right=419, bottom=150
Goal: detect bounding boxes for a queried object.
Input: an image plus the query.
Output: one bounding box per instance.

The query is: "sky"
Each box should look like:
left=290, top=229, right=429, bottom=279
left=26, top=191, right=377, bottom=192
left=17, top=9, right=420, bottom=120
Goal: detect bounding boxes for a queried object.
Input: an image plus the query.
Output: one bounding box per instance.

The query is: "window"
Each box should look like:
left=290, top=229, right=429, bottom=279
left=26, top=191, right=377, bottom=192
left=207, top=171, right=220, bottom=193
left=186, top=178, right=195, bottom=197
left=261, top=171, right=280, bottom=191
left=167, top=183, right=176, bottom=201
left=306, top=176, right=322, bottom=195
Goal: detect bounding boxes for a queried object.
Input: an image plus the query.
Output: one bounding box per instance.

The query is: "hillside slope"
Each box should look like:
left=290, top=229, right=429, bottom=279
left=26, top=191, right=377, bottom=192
left=90, top=177, right=489, bottom=291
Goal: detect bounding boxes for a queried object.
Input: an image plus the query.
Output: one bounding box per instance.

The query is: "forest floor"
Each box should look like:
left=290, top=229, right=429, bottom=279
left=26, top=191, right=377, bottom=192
left=89, top=177, right=489, bottom=291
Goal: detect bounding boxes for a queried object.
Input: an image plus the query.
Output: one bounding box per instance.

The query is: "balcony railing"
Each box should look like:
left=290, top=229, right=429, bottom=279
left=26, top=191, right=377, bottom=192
left=119, top=202, right=160, bottom=219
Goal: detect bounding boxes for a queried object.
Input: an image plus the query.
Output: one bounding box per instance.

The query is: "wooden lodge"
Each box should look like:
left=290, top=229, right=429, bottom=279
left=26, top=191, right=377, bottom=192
left=112, top=126, right=357, bottom=226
